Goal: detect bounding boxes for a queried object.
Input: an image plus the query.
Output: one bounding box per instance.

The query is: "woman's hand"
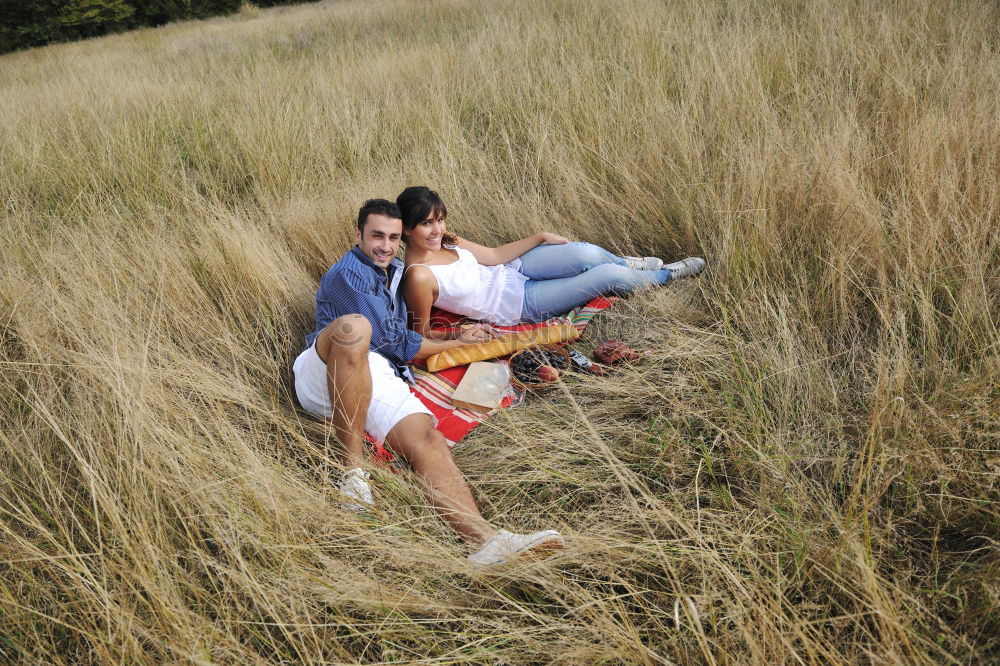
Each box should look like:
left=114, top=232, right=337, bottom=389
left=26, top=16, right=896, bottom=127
left=456, top=323, right=500, bottom=343
left=538, top=232, right=570, bottom=246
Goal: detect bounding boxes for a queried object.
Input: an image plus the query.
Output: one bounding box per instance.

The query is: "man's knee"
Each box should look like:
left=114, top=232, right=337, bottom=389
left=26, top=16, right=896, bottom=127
left=318, top=315, right=371, bottom=361
left=405, top=423, right=455, bottom=466
left=406, top=419, right=445, bottom=447
left=422, top=427, right=451, bottom=454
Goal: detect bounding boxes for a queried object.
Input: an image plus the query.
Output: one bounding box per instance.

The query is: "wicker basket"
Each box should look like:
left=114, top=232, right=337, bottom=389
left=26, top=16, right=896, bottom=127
left=509, top=344, right=571, bottom=391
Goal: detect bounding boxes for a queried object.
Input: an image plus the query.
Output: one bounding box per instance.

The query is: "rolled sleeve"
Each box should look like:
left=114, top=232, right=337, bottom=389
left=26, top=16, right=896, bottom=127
left=379, top=320, right=422, bottom=364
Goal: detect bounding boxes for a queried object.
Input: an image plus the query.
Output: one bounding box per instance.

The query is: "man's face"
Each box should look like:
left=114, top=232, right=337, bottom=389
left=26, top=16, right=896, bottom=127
left=355, top=213, right=403, bottom=269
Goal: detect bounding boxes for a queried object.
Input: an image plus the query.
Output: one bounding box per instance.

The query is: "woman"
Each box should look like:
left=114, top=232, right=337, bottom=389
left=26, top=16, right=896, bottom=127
left=397, top=186, right=705, bottom=339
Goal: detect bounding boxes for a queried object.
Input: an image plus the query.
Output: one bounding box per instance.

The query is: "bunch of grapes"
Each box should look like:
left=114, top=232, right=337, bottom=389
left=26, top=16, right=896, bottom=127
left=510, top=347, right=569, bottom=384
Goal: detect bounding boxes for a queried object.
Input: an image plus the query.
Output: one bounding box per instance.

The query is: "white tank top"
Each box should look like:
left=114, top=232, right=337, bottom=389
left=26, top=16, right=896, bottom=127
left=409, top=247, right=527, bottom=325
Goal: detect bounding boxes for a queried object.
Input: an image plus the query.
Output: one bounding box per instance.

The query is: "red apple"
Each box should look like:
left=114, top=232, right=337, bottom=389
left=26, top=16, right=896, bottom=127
left=537, top=365, right=560, bottom=382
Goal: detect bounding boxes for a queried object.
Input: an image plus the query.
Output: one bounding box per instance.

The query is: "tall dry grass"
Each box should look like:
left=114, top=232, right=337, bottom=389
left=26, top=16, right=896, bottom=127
left=1, top=0, right=997, bottom=662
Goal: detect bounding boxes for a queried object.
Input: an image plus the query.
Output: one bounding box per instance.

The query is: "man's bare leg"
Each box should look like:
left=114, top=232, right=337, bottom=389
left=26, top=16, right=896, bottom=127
left=385, top=414, right=496, bottom=547
left=314, top=314, right=372, bottom=469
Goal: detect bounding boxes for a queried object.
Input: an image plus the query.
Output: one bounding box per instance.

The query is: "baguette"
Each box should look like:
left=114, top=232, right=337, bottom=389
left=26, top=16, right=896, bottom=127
left=425, top=324, right=580, bottom=372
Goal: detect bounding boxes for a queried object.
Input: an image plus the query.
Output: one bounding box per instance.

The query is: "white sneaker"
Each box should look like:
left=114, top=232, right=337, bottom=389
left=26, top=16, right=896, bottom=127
left=623, top=256, right=664, bottom=271
left=665, top=256, right=706, bottom=279
left=337, top=468, right=373, bottom=512
left=467, top=529, right=565, bottom=566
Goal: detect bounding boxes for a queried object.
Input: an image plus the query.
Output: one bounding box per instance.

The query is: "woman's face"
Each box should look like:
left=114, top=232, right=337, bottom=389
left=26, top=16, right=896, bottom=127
left=407, top=207, right=447, bottom=251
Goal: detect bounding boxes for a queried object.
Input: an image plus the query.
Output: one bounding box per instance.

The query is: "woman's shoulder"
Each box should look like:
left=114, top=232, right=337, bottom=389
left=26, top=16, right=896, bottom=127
left=408, top=246, right=464, bottom=266
left=403, top=261, right=440, bottom=287
left=404, top=262, right=434, bottom=277
left=450, top=245, right=477, bottom=261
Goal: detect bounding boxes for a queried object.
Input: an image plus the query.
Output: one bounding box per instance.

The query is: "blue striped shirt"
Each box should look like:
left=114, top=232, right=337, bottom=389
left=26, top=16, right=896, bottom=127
left=305, top=247, right=423, bottom=376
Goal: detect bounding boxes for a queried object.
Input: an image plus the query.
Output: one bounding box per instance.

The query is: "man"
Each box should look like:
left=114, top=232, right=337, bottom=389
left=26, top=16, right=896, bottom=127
left=292, top=199, right=564, bottom=566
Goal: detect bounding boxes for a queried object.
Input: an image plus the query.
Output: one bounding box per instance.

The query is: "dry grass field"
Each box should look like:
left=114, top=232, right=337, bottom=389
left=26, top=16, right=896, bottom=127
left=1, top=0, right=998, bottom=662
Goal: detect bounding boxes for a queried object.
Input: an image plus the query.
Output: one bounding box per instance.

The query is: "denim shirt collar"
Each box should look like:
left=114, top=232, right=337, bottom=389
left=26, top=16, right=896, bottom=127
left=349, top=246, right=403, bottom=285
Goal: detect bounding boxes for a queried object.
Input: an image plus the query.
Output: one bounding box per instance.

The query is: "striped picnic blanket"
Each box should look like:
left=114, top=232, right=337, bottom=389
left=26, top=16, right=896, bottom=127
left=363, top=296, right=615, bottom=463
left=410, top=296, right=615, bottom=446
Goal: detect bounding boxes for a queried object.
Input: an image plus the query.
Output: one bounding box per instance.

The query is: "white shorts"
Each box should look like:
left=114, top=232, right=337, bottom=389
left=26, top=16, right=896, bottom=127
left=292, top=345, right=434, bottom=443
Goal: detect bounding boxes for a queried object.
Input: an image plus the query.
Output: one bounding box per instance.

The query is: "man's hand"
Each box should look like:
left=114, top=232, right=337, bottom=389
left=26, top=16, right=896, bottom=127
left=456, top=323, right=500, bottom=343
left=413, top=326, right=498, bottom=361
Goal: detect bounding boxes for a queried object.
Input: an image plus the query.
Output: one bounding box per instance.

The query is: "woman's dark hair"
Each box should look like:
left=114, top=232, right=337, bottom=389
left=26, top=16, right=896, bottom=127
left=396, top=186, right=457, bottom=245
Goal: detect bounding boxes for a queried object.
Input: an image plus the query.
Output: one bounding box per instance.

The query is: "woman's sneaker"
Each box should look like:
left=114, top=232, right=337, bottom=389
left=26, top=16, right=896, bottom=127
left=467, top=529, right=565, bottom=566
left=665, top=257, right=706, bottom=279
left=623, top=256, right=664, bottom=271
left=337, top=468, right=373, bottom=512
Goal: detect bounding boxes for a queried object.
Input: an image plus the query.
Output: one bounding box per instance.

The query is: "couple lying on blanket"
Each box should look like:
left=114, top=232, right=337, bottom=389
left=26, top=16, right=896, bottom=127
left=292, top=188, right=706, bottom=567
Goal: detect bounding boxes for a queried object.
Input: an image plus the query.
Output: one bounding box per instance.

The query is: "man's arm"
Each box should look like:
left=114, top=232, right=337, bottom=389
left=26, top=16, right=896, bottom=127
left=410, top=335, right=475, bottom=362
left=319, top=268, right=424, bottom=362
left=321, top=265, right=495, bottom=366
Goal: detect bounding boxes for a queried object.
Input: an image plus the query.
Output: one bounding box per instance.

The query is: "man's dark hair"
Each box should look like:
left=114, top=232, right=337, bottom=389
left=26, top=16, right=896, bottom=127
left=357, top=199, right=402, bottom=231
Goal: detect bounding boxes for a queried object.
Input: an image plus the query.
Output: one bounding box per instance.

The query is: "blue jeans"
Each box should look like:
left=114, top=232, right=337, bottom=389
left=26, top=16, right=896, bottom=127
left=518, top=242, right=670, bottom=322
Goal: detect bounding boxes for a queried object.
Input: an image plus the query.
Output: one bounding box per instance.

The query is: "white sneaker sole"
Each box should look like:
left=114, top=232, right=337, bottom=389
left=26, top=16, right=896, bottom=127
left=514, top=536, right=565, bottom=562
left=472, top=535, right=565, bottom=566
left=666, top=257, right=706, bottom=279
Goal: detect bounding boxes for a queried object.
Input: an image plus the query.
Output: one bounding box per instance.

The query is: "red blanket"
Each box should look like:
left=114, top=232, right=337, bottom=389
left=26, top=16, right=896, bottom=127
left=373, top=297, right=615, bottom=455
left=364, top=297, right=615, bottom=462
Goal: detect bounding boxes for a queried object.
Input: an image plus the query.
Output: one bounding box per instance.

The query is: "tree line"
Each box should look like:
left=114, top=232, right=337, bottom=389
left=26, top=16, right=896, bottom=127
left=0, top=1, right=319, bottom=54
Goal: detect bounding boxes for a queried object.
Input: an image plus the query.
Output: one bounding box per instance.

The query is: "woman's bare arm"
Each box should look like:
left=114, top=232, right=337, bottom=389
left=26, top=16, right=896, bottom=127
left=455, top=232, right=569, bottom=266
left=403, top=266, right=446, bottom=338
